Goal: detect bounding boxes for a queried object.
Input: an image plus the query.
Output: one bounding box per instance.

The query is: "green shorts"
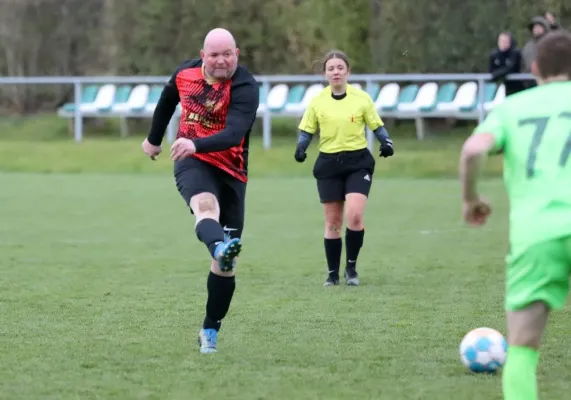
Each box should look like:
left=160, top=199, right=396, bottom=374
left=506, top=235, right=571, bottom=311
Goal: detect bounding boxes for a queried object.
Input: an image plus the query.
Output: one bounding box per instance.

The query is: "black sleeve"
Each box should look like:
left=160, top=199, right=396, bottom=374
left=491, top=53, right=520, bottom=81
left=193, top=81, right=260, bottom=153
left=372, top=126, right=391, bottom=143
left=146, top=70, right=181, bottom=146
left=488, top=54, right=495, bottom=74
left=295, top=130, right=313, bottom=153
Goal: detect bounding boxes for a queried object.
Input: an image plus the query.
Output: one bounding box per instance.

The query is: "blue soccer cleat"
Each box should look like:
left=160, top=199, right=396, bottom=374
left=198, top=328, right=218, bottom=354
left=214, top=237, right=242, bottom=272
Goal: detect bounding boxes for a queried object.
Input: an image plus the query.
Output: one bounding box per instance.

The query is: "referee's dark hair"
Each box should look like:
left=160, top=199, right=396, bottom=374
left=535, top=29, right=571, bottom=79
left=322, top=50, right=350, bottom=72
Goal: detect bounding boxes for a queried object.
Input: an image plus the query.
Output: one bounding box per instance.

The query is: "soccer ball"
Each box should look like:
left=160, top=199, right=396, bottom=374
left=459, top=327, right=507, bottom=373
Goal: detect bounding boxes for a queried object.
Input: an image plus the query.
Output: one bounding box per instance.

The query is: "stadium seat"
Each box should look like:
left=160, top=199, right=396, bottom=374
left=257, top=85, right=268, bottom=114
left=383, top=84, right=418, bottom=113
left=144, top=85, right=164, bottom=115
left=80, top=83, right=116, bottom=114
left=266, top=84, right=289, bottom=112
left=484, top=84, right=505, bottom=112
left=125, top=84, right=151, bottom=113
left=281, top=84, right=306, bottom=113
left=422, top=82, right=457, bottom=112
left=437, top=81, right=477, bottom=113
left=365, top=83, right=381, bottom=102
left=375, top=83, right=400, bottom=112
left=460, top=82, right=497, bottom=113
left=298, top=83, right=324, bottom=111
left=285, top=83, right=323, bottom=114
left=58, top=84, right=100, bottom=114
left=108, top=85, right=133, bottom=114
left=398, top=82, right=438, bottom=112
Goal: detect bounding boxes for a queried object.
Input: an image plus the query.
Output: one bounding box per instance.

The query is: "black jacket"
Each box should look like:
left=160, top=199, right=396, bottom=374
left=488, top=34, right=523, bottom=96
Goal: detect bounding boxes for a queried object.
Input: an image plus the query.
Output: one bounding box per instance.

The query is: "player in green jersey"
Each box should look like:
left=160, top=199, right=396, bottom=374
left=459, top=29, right=571, bottom=400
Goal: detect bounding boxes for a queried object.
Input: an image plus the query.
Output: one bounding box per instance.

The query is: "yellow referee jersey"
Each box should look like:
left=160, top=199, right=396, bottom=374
left=298, top=84, right=384, bottom=154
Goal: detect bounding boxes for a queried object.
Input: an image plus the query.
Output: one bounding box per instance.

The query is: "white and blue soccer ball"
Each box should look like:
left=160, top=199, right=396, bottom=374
left=459, top=327, right=507, bottom=373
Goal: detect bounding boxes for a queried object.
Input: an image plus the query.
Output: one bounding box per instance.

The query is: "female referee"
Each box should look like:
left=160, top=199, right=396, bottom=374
left=293, top=50, right=394, bottom=287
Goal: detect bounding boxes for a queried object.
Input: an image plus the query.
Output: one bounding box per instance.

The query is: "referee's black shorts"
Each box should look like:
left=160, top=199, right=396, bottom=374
left=174, top=157, right=246, bottom=239
left=312, top=148, right=375, bottom=203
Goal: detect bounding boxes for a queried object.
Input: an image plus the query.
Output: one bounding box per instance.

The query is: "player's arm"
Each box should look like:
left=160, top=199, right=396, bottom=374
left=459, top=134, right=496, bottom=201
left=459, top=110, right=506, bottom=201
left=192, top=81, right=259, bottom=153
left=146, top=70, right=181, bottom=146
left=364, top=96, right=394, bottom=157
left=294, top=102, right=318, bottom=161
left=296, top=102, right=318, bottom=150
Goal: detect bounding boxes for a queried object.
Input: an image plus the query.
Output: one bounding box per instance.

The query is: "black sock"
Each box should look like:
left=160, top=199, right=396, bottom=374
left=324, top=238, right=342, bottom=278
left=195, top=218, right=225, bottom=258
left=345, top=228, right=364, bottom=270
left=203, top=272, right=236, bottom=331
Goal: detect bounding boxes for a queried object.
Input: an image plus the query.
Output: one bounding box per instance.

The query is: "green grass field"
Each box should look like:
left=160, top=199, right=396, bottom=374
left=1, top=116, right=570, bottom=399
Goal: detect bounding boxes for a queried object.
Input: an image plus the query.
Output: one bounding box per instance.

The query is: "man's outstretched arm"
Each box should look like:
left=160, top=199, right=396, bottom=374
left=459, top=133, right=496, bottom=201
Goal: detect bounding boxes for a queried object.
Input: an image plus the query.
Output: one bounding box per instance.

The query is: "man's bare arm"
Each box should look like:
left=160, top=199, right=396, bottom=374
left=459, top=133, right=497, bottom=201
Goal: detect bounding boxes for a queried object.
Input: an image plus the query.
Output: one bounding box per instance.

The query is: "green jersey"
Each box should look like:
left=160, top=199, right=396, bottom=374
left=473, top=81, right=571, bottom=256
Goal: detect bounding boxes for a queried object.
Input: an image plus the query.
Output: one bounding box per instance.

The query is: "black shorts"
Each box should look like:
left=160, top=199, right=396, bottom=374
left=174, top=157, right=246, bottom=239
left=312, top=148, right=375, bottom=203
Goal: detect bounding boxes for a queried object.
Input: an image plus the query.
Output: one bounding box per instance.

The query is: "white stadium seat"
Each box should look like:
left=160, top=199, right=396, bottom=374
left=437, top=81, right=477, bottom=112
left=266, top=84, right=289, bottom=112
left=374, top=83, right=400, bottom=111
left=484, top=84, right=505, bottom=112
left=80, top=84, right=116, bottom=114
left=285, top=83, right=324, bottom=114
left=398, top=82, right=438, bottom=112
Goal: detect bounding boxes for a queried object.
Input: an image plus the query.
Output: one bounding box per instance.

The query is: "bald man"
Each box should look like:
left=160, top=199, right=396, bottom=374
left=142, top=28, right=259, bottom=354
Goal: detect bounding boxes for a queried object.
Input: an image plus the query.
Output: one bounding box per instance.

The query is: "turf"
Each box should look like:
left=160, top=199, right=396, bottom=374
left=1, top=173, right=571, bottom=400
left=0, top=115, right=569, bottom=399
left=0, top=114, right=503, bottom=178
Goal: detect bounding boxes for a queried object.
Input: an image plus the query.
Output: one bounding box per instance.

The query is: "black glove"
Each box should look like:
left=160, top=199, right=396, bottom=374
left=379, top=137, right=394, bottom=158
left=294, top=148, right=307, bottom=163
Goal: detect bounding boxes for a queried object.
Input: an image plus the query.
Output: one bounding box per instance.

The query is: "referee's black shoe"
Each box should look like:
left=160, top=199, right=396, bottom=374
left=344, top=267, right=360, bottom=286
left=323, top=274, right=339, bottom=287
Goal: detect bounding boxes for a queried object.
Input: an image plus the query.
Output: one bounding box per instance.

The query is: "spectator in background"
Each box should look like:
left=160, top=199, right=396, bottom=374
left=489, top=32, right=523, bottom=96
left=521, top=16, right=551, bottom=74
left=545, top=12, right=560, bottom=30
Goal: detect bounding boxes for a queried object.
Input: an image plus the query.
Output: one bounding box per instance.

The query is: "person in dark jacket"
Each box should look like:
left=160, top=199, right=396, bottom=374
left=522, top=16, right=551, bottom=73
left=489, top=32, right=523, bottom=96
left=521, top=16, right=552, bottom=90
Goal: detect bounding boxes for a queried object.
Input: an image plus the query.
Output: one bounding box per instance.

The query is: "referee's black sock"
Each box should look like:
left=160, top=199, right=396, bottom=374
left=195, top=218, right=225, bottom=259
left=203, top=272, right=236, bottom=331
left=324, top=238, right=342, bottom=278
left=345, top=228, right=364, bottom=270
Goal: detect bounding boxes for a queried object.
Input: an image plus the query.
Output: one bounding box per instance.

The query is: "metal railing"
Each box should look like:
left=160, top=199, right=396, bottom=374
left=0, top=73, right=535, bottom=148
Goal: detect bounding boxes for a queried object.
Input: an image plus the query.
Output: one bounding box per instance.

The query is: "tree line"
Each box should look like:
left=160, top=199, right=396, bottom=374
left=0, top=0, right=569, bottom=113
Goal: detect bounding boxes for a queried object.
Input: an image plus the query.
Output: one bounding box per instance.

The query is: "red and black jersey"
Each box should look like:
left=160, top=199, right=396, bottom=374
left=147, top=59, right=259, bottom=182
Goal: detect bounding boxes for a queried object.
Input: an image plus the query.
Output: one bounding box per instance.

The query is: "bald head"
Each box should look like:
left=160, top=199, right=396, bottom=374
left=200, top=28, right=240, bottom=81
left=203, top=28, right=236, bottom=50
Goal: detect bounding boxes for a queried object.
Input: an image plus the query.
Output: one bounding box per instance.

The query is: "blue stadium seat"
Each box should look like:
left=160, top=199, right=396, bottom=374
left=398, top=82, right=438, bottom=113
left=144, top=85, right=164, bottom=115
left=58, top=85, right=99, bottom=116
left=424, top=82, right=457, bottom=112
left=484, top=84, right=505, bottom=112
